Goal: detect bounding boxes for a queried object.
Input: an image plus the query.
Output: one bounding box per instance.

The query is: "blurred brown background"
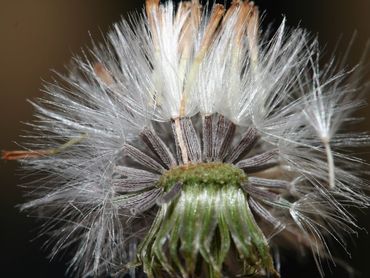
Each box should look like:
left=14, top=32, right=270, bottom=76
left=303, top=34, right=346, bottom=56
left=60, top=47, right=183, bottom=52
left=0, top=0, right=369, bottom=277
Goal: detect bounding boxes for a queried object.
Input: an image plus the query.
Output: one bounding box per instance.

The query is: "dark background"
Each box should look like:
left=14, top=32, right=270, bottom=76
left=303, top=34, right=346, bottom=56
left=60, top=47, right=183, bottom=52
left=1, top=1, right=369, bottom=277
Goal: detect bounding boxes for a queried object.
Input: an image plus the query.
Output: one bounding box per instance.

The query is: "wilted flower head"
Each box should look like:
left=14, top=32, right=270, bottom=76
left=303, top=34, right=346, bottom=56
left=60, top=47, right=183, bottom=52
left=3, top=0, right=369, bottom=277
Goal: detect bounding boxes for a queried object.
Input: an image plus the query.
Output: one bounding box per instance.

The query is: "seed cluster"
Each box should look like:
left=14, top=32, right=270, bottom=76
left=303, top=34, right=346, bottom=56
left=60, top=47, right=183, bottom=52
left=3, top=0, right=368, bottom=277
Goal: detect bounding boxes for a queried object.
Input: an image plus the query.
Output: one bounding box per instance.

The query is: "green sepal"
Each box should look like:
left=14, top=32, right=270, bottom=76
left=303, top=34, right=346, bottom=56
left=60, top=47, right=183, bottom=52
left=138, top=162, right=277, bottom=277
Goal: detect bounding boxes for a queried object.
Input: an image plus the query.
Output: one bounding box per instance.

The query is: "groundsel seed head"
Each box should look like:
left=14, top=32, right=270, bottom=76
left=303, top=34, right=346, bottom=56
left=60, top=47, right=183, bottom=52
left=3, top=0, right=369, bottom=277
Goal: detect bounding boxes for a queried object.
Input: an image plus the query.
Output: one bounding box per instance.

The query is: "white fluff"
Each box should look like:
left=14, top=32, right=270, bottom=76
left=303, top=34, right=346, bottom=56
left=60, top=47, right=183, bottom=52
left=14, top=0, right=369, bottom=277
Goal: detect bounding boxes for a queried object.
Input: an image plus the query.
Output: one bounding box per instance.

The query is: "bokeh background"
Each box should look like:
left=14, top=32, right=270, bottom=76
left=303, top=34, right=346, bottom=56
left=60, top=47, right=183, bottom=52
left=1, top=0, right=369, bottom=277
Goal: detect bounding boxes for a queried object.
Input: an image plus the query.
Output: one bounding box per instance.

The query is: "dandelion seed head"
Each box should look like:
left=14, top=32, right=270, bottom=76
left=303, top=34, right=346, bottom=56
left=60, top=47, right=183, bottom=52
left=4, top=0, right=370, bottom=277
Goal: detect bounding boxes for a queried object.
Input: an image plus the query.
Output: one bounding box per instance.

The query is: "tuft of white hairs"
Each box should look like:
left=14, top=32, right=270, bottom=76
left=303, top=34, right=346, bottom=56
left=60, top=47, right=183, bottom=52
left=11, top=0, right=369, bottom=277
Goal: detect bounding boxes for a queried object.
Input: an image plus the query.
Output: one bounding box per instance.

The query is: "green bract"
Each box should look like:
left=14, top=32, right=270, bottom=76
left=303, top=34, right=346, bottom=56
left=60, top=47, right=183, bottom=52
left=139, top=162, right=276, bottom=277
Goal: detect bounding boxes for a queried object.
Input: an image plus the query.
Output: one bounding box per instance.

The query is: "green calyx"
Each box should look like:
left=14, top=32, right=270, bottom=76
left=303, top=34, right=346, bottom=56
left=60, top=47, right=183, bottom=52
left=137, top=162, right=278, bottom=278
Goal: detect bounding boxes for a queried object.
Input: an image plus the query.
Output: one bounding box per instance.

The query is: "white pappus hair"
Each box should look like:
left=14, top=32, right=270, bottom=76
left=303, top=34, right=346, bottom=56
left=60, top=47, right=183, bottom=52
left=4, top=0, right=369, bottom=277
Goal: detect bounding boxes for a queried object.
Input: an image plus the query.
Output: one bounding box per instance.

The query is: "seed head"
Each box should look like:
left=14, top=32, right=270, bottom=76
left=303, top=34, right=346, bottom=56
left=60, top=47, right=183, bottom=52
left=3, top=1, right=369, bottom=277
